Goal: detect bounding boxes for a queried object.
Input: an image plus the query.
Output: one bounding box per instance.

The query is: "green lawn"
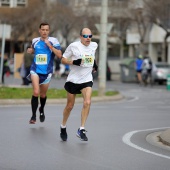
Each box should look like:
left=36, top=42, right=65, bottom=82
left=0, top=87, right=119, bottom=99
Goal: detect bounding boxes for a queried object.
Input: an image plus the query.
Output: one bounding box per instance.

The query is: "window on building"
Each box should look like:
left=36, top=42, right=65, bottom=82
left=16, top=0, right=27, bottom=7
left=0, top=0, right=27, bottom=7
left=74, top=0, right=88, bottom=6
left=57, top=0, right=69, bottom=5
left=0, top=0, right=10, bottom=7
left=89, top=0, right=101, bottom=5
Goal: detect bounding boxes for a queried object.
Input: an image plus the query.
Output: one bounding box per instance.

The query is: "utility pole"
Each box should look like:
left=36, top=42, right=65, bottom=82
left=0, top=24, right=6, bottom=84
left=98, top=0, right=108, bottom=96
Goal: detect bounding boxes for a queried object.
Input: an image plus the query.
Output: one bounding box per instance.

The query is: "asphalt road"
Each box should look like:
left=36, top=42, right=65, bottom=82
left=1, top=76, right=170, bottom=170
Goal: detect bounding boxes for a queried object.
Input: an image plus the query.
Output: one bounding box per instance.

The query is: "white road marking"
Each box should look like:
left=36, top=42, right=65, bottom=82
left=122, top=127, right=170, bottom=160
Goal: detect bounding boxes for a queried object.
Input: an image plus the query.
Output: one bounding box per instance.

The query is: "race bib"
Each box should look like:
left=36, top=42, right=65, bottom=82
left=81, top=55, right=94, bottom=67
left=35, top=54, right=47, bottom=65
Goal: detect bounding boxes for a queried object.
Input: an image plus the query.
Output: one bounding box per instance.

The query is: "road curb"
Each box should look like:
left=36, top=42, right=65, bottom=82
left=159, top=129, right=170, bottom=146
left=0, top=94, right=124, bottom=105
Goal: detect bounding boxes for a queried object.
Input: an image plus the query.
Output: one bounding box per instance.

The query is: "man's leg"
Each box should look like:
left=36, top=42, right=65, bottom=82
left=2, top=72, right=5, bottom=84
left=29, top=74, right=40, bottom=124
left=62, top=92, right=76, bottom=126
left=137, top=72, right=142, bottom=84
left=39, top=83, right=50, bottom=122
left=60, top=92, right=75, bottom=141
left=80, top=87, right=92, bottom=128
left=76, top=87, right=92, bottom=141
left=40, top=83, right=49, bottom=109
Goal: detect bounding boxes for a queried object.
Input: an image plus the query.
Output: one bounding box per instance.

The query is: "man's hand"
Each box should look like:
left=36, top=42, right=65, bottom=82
left=45, top=39, right=52, bottom=49
left=27, top=47, right=34, bottom=54
left=73, top=59, right=82, bottom=66
left=93, top=60, right=98, bottom=72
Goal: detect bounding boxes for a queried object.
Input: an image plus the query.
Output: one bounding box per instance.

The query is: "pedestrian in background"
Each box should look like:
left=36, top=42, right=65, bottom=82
left=27, top=22, right=62, bottom=124
left=135, top=54, right=143, bottom=85
left=1, top=54, right=10, bottom=84
left=59, top=27, right=98, bottom=141
left=19, top=61, right=26, bottom=85
left=23, top=46, right=34, bottom=85
left=142, top=53, right=153, bottom=86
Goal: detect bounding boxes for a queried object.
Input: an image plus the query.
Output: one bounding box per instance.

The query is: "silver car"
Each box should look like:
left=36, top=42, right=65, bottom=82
left=152, top=62, right=170, bottom=84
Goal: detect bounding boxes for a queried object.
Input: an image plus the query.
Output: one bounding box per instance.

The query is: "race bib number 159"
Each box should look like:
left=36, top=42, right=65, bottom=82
left=35, top=54, right=47, bottom=65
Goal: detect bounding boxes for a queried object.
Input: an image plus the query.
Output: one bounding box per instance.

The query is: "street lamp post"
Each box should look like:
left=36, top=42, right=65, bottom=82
left=98, top=0, right=108, bottom=96
left=0, top=24, right=6, bottom=84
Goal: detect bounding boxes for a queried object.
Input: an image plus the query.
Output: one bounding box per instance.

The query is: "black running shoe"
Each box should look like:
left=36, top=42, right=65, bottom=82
left=60, top=127, right=67, bottom=141
left=29, top=116, right=36, bottom=124
left=76, top=128, right=88, bottom=141
left=39, top=107, right=45, bottom=122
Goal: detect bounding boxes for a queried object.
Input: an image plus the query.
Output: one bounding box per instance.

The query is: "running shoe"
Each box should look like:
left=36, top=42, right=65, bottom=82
left=39, top=107, right=45, bottom=122
left=76, top=128, right=88, bottom=141
left=29, top=116, right=36, bottom=124
left=60, top=127, right=67, bottom=141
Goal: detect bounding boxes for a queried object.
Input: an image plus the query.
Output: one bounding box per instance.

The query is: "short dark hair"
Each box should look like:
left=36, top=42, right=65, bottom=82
left=39, top=22, right=50, bottom=29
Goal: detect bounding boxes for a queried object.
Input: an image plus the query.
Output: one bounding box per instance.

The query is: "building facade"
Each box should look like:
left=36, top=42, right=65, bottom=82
left=1, top=0, right=170, bottom=80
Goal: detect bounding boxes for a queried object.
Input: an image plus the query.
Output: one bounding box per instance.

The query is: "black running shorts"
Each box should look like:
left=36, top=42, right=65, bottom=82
left=64, top=81, right=93, bottom=94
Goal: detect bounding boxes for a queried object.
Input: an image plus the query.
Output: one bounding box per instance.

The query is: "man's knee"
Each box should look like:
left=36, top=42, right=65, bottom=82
left=40, top=94, right=47, bottom=98
left=66, top=103, right=74, bottom=112
left=83, top=99, right=91, bottom=107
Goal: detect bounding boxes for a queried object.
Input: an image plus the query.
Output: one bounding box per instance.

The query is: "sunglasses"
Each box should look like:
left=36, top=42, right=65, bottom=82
left=82, top=34, right=93, bottom=38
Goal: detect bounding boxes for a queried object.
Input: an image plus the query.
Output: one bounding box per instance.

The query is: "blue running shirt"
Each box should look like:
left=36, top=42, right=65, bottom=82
left=136, top=58, right=143, bottom=71
left=30, top=37, right=61, bottom=74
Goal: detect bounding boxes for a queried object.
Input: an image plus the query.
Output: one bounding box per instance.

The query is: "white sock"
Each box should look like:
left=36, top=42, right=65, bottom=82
left=80, top=127, right=85, bottom=130
left=61, top=124, right=66, bottom=128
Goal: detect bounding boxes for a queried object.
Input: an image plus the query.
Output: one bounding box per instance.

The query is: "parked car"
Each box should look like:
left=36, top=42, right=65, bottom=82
left=152, top=62, right=170, bottom=84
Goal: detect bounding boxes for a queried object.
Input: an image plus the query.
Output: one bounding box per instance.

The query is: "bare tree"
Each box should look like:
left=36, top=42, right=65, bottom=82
left=144, top=0, right=170, bottom=61
left=43, top=2, right=84, bottom=47
left=107, top=0, right=132, bottom=59
left=0, top=0, right=105, bottom=55
left=129, top=6, right=149, bottom=56
left=0, top=0, right=47, bottom=57
left=11, top=0, right=46, bottom=42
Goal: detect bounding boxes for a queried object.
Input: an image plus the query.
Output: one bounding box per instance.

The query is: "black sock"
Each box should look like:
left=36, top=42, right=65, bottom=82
left=40, top=96, right=47, bottom=113
left=31, top=96, right=38, bottom=118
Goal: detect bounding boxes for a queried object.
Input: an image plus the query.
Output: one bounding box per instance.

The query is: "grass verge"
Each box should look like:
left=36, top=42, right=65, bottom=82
left=0, top=87, right=119, bottom=99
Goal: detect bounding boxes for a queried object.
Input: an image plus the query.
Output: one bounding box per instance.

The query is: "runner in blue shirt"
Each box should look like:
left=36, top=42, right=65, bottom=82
left=135, top=54, right=143, bottom=84
left=27, top=22, right=62, bottom=124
